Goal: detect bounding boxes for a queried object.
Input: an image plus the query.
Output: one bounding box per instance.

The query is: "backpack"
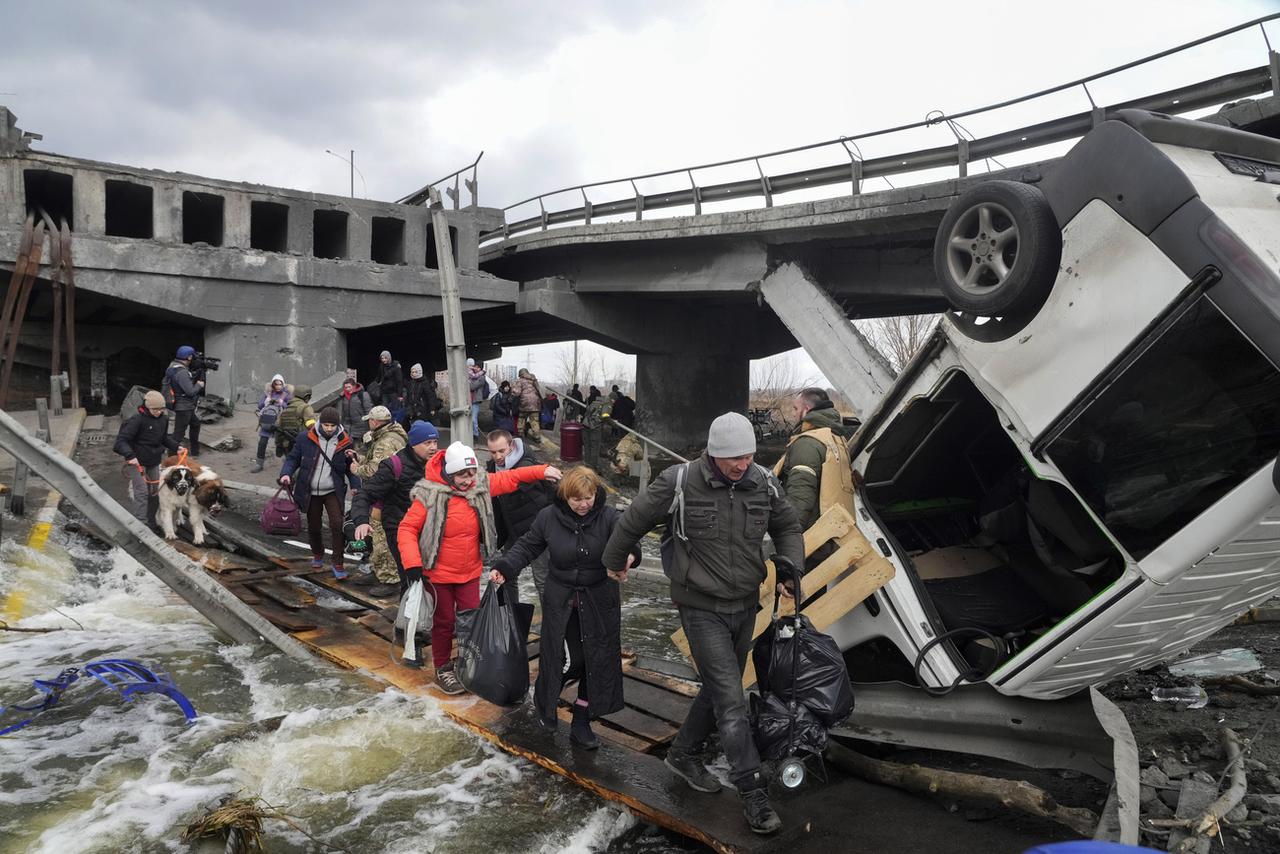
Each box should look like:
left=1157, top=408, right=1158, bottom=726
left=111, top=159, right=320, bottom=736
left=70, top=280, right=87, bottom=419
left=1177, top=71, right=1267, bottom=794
left=258, top=401, right=283, bottom=432
left=260, top=486, right=302, bottom=536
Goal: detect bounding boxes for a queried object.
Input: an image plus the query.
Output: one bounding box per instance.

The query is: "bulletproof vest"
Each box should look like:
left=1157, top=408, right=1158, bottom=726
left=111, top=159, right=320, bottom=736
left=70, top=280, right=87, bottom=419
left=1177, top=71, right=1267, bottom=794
left=277, top=399, right=309, bottom=436
left=773, top=426, right=855, bottom=515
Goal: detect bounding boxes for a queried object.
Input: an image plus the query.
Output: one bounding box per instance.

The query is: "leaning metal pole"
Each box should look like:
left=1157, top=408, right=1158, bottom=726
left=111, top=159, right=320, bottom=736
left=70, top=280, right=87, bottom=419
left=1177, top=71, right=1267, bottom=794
left=0, top=408, right=311, bottom=659
left=428, top=187, right=472, bottom=442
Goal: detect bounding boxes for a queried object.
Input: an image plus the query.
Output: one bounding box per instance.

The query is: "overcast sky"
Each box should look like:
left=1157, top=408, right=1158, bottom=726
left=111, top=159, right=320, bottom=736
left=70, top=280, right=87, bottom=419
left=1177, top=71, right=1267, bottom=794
left=3, top=1, right=1276, bottom=386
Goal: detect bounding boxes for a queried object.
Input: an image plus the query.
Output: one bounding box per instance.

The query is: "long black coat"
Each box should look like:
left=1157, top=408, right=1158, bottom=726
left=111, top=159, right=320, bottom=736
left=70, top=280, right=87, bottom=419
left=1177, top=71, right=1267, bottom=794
left=495, top=487, right=641, bottom=719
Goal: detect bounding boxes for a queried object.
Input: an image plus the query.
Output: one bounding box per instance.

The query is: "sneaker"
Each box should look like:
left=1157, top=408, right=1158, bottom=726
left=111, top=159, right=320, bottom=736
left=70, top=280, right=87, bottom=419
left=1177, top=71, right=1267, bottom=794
left=664, top=750, right=722, bottom=793
left=434, top=666, right=466, bottom=695
left=331, top=565, right=349, bottom=580
left=741, top=787, right=782, bottom=835
left=310, top=559, right=325, bottom=570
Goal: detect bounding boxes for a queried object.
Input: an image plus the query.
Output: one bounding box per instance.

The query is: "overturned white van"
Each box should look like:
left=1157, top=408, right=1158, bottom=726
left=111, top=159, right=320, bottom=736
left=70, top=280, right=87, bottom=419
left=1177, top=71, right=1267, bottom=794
left=832, top=109, right=1280, bottom=701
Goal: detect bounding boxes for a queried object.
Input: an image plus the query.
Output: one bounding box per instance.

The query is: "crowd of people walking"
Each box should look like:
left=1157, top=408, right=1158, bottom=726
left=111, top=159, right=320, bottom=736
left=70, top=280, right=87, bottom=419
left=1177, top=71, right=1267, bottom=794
left=115, top=346, right=811, bottom=835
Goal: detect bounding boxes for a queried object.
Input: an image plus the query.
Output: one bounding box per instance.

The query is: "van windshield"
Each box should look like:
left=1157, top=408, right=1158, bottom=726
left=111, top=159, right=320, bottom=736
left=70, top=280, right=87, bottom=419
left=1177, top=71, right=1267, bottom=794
left=1046, top=295, right=1280, bottom=560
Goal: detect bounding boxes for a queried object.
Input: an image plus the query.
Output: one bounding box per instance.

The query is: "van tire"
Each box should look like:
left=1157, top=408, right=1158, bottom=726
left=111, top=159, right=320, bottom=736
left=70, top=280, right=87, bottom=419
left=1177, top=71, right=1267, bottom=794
left=933, top=181, right=1061, bottom=318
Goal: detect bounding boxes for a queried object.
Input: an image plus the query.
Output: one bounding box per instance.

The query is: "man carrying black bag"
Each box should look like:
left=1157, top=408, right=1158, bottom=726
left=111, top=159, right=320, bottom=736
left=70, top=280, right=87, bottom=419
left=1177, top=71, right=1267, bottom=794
left=603, top=412, right=804, bottom=836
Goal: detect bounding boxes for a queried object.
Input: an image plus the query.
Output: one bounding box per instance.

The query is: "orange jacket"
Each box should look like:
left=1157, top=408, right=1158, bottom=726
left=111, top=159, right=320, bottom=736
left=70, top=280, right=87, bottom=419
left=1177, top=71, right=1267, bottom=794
left=397, top=450, right=549, bottom=584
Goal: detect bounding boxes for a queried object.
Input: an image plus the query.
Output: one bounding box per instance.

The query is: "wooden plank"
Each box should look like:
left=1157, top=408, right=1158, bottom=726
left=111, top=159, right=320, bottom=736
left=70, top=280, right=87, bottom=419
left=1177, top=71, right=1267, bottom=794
left=622, top=674, right=693, bottom=725
left=222, top=566, right=318, bottom=585
left=356, top=612, right=397, bottom=643
left=555, top=706, right=654, bottom=752
left=601, top=705, right=678, bottom=745
left=247, top=579, right=316, bottom=610
left=254, top=602, right=318, bottom=632
left=623, top=663, right=700, bottom=698
left=172, top=539, right=258, bottom=573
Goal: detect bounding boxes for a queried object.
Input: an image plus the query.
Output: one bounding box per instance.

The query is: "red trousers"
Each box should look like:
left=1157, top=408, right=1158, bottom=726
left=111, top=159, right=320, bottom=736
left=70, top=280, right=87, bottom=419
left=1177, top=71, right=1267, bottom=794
left=429, top=578, right=480, bottom=668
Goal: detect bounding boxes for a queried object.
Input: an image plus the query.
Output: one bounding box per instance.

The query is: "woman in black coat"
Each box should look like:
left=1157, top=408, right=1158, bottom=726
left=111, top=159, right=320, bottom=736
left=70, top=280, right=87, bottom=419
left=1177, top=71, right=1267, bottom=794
left=490, top=466, right=639, bottom=749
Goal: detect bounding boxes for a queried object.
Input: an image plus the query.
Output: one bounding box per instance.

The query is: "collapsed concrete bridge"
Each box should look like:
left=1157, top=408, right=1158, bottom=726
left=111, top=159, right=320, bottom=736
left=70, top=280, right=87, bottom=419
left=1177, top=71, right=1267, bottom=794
left=0, top=107, right=514, bottom=404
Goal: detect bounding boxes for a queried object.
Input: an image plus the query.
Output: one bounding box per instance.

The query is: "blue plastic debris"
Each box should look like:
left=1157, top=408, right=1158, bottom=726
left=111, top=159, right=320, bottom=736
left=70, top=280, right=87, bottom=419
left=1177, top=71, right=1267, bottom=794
left=0, top=658, right=197, bottom=735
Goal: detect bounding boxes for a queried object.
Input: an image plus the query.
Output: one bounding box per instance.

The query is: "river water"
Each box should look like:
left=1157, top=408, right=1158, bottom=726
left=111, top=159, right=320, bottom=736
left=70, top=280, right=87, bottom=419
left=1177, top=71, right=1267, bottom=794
left=0, top=521, right=696, bottom=854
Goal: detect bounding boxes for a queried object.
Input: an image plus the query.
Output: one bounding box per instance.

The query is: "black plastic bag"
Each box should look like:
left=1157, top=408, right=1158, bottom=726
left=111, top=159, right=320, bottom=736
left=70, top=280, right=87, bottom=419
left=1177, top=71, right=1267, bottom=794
left=750, top=691, right=827, bottom=760
left=752, top=613, right=854, bottom=728
left=455, top=583, right=535, bottom=706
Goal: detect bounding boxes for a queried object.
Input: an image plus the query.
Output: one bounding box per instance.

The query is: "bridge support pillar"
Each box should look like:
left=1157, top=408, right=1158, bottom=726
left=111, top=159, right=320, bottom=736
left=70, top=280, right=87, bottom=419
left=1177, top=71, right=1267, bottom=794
left=204, top=323, right=346, bottom=405
left=635, top=353, right=748, bottom=455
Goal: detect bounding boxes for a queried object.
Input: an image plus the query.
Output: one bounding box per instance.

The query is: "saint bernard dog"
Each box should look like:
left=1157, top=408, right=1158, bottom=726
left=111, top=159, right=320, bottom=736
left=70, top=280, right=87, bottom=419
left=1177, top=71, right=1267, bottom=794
left=157, top=454, right=230, bottom=545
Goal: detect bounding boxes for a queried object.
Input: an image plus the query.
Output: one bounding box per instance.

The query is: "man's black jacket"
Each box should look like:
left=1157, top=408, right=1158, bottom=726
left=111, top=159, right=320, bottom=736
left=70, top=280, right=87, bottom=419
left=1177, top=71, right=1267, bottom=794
left=486, top=445, right=554, bottom=546
left=350, top=445, right=426, bottom=534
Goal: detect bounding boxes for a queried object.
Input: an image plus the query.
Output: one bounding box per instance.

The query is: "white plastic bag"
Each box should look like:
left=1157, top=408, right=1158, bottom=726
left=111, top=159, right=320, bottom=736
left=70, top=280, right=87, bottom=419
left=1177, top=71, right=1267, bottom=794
left=395, top=579, right=435, bottom=661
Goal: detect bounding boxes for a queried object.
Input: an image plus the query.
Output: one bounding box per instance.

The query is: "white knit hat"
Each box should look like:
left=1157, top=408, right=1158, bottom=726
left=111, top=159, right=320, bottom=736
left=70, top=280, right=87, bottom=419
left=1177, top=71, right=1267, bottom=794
left=443, top=441, right=479, bottom=474
left=706, top=412, right=756, bottom=458
left=410, top=363, right=423, bottom=379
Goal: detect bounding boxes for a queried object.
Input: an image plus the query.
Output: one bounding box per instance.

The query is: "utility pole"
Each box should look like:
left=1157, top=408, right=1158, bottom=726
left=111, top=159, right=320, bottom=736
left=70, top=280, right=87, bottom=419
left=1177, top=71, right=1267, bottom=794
left=349, top=149, right=354, bottom=199
left=428, top=187, right=471, bottom=442
left=573, top=340, right=580, bottom=387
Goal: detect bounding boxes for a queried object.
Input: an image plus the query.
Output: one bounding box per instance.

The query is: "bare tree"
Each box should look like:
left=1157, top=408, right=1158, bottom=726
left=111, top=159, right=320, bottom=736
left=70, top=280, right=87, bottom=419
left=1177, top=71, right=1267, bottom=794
left=857, top=315, right=940, bottom=372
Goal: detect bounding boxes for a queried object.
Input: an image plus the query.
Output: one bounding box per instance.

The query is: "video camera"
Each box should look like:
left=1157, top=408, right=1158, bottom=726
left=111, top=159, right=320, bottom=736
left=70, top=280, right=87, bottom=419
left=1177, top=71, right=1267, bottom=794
left=190, top=352, right=220, bottom=383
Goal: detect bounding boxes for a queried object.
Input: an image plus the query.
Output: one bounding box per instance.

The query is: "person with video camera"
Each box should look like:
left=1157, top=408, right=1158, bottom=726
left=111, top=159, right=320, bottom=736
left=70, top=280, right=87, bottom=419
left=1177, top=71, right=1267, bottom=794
left=163, top=345, right=205, bottom=457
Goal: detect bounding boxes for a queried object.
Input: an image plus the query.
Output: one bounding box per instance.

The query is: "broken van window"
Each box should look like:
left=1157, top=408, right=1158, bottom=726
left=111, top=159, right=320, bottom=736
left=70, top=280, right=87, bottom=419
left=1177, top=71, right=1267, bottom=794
left=1047, top=296, right=1280, bottom=560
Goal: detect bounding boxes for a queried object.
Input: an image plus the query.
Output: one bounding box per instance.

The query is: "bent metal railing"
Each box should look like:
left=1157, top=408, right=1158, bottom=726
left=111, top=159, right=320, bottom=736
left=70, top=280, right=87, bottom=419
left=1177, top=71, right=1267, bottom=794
left=397, top=150, right=484, bottom=208
left=480, top=15, right=1280, bottom=244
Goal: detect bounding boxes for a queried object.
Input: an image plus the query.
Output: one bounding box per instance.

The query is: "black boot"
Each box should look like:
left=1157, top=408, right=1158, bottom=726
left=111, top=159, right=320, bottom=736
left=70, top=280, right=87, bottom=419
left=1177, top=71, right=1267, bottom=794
left=569, top=703, right=598, bottom=749
left=739, top=774, right=782, bottom=835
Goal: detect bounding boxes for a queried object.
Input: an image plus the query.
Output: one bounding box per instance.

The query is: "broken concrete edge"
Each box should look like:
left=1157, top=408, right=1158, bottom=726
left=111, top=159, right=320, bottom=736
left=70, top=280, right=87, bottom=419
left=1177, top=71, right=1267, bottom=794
left=29, top=407, right=87, bottom=526
left=0, top=407, right=311, bottom=660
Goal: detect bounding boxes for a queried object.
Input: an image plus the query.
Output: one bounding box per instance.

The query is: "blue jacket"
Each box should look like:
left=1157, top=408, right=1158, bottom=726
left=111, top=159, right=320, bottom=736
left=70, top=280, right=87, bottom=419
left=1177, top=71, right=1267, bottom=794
left=280, top=425, right=360, bottom=508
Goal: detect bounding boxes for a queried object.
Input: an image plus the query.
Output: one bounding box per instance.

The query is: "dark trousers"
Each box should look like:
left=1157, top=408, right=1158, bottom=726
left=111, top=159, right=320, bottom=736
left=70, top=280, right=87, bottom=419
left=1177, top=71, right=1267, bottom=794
left=306, top=493, right=344, bottom=566
left=672, top=605, right=760, bottom=786
left=563, top=606, right=588, bottom=701
left=255, top=435, right=270, bottom=461
left=172, top=409, right=201, bottom=455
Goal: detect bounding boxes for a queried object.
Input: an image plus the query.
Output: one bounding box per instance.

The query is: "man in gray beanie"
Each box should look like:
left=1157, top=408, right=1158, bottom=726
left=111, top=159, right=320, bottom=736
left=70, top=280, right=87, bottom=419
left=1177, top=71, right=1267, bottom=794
left=602, top=411, right=803, bottom=836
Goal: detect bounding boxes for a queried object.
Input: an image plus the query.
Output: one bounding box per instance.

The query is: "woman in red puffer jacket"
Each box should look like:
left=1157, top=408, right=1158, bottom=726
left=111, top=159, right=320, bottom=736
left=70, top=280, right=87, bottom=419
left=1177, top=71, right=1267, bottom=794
left=398, top=441, right=560, bottom=693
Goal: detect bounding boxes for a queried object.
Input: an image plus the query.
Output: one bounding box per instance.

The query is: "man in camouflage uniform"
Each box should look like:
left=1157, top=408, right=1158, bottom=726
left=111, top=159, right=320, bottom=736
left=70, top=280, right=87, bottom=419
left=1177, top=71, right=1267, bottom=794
left=352, top=405, right=407, bottom=596
left=582, top=395, right=610, bottom=465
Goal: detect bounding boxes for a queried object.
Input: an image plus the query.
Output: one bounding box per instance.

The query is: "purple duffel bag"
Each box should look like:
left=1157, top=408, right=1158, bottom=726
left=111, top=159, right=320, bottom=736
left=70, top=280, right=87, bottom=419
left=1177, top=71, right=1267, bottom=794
left=260, top=486, right=302, bottom=536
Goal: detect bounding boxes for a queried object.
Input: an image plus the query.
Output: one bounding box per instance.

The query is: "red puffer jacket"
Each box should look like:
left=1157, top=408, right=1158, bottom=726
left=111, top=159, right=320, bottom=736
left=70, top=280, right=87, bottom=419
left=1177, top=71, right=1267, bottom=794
left=397, top=450, right=548, bottom=584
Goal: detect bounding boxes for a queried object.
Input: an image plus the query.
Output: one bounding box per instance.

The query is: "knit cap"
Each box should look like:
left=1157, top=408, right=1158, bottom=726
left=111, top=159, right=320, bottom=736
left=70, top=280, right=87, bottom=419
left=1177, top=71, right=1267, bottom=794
left=407, top=420, right=439, bottom=445
left=143, top=390, right=165, bottom=409
left=444, top=441, right=478, bottom=474
left=318, top=406, right=341, bottom=425
left=706, top=412, right=756, bottom=458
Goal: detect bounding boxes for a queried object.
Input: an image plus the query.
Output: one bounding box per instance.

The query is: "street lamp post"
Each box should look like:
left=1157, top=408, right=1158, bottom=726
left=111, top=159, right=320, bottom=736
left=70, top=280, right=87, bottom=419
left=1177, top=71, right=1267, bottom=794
left=324, top=149, right=366, bottom=198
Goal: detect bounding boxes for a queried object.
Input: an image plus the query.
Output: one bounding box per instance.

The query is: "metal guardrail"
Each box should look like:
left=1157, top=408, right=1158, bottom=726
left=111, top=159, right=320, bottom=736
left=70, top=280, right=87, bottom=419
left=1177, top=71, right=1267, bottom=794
left=482, top=15, right=1280, bottom=244
left=396, top=150, right=484, bottom=209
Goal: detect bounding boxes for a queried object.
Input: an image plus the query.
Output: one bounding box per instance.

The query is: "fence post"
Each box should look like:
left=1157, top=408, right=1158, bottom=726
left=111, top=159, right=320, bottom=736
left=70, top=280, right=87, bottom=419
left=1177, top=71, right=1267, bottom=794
left=1271, top=49, right=1280, bottom=97
left=36, top=397, right=50, bottom=437
left=638, top=442, right=652, bottom=497
left=957, top=138, right=970, bottom=179
left=49, top=375, right=63, bottom=416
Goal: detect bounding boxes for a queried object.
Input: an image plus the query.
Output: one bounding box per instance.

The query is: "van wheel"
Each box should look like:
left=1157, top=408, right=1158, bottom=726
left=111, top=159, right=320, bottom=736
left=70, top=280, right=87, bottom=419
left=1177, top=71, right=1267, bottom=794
left=933, top=181, right=1061, bottom=317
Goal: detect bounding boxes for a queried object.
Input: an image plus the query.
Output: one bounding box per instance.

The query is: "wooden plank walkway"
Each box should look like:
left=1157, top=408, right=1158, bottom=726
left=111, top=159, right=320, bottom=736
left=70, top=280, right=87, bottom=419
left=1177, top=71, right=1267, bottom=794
left=184, top=545, right=809, bottom=853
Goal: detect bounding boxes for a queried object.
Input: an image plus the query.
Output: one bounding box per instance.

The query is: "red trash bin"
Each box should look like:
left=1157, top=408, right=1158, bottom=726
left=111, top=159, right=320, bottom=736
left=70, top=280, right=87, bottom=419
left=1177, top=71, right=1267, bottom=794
left=559, top=422, right=584, bottom=462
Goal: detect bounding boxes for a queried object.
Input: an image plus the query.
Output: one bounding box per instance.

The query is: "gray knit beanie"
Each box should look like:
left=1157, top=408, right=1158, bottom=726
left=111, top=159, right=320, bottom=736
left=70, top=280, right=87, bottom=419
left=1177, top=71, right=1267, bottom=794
left=706, top=412, right=756, bottom=458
